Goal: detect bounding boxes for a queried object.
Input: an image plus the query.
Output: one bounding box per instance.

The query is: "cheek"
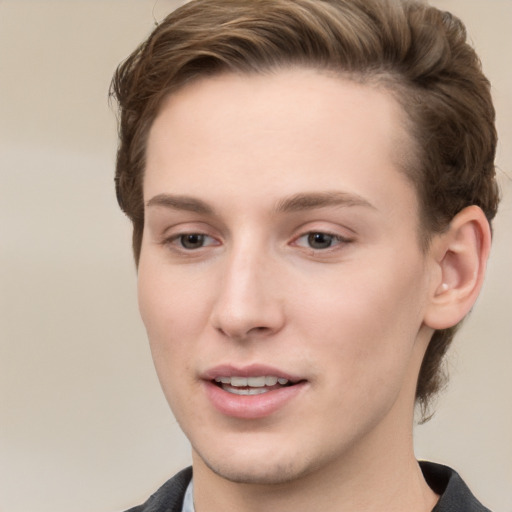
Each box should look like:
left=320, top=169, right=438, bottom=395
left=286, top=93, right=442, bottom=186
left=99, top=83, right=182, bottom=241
left=137, top=260, right=208, bottom=416
left=295, top=253, right=428, bottom=378
left=137, top=258, right=209, bottom=364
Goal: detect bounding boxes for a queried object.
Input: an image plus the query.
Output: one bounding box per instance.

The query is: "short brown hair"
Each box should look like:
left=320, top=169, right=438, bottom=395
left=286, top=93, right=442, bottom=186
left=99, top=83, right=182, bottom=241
left=110, top=0, right=499, bottom=418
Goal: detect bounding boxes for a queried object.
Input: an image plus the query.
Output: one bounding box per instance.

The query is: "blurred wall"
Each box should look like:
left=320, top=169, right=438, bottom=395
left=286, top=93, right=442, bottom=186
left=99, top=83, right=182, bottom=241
left=0, top=1, right=510, bottom=511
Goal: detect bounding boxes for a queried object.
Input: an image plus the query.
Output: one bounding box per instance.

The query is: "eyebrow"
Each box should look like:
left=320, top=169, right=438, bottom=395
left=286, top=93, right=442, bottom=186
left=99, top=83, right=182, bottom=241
left=146, top=194, right=215, bottom=215
left=145, top=190, right=376, bottom=215
left=274, top=191, right=376, bottom=213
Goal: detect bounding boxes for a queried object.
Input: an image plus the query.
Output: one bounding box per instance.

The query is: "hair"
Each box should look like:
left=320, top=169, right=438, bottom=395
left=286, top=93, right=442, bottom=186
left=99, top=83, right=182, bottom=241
left=110, top=0, right=499, bottom=419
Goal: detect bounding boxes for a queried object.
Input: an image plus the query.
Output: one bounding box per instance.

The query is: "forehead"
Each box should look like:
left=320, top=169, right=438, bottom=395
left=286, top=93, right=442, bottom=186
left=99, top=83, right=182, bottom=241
left=145, top=68, right=417, bottom=214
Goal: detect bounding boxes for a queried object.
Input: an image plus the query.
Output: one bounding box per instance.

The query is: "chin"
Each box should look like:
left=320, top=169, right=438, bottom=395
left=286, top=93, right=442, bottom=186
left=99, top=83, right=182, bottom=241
left=195, top=446, right=316, bottom=486
left=205, top=460, right=310, bottom=486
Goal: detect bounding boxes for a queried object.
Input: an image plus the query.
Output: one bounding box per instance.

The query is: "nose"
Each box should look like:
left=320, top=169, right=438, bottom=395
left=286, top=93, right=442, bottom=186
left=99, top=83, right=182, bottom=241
left=209, top=244, right=285, bottom=341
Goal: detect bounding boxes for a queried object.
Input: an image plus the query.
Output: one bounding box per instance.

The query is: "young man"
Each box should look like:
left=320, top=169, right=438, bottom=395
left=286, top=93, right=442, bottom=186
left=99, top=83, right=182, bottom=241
left=110, top=1, right=499, bottom=510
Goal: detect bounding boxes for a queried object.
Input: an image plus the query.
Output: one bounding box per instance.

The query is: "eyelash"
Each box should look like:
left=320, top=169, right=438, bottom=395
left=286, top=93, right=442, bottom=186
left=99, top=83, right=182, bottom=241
left=292, top=231, right=352, bottom=252
left=164, top=233, right=219, bottom=251
left=163, top=229, right=352, bottom=256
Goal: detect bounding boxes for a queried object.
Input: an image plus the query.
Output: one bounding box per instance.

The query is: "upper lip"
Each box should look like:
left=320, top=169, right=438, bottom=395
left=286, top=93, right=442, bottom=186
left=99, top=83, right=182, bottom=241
left=202, top=363, right=303, bottom=383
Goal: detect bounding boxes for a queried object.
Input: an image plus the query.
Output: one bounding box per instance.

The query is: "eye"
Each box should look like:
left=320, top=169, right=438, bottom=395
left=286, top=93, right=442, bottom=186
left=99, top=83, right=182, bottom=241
left=172, top=233, right=218, bottom=250
left=294, top=232, right=348, bottom=250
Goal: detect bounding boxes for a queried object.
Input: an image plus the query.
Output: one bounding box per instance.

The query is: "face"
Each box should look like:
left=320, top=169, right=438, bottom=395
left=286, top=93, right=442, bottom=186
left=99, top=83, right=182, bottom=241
left=139, top=69, right=435, bottom=485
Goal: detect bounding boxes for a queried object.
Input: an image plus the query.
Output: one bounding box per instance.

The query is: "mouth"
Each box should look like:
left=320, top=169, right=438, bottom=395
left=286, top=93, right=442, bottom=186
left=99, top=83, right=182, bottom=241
left=213, top=375, right=296, bottom=396
left=202, top=365, right=307, bottom=418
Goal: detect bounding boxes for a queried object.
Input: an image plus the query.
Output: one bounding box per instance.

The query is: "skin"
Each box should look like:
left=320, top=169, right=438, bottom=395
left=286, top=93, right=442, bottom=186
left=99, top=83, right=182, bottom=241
left=138, top=68, right=442, bottom=512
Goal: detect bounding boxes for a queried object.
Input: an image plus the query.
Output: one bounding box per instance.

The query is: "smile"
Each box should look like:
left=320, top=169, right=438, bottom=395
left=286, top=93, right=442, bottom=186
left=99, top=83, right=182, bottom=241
left=214, top=375, right=292, bottom=395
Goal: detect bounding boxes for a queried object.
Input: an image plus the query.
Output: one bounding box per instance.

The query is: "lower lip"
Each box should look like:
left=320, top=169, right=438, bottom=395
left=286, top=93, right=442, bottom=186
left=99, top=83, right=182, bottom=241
left=203, top=380, right=306, bottom=419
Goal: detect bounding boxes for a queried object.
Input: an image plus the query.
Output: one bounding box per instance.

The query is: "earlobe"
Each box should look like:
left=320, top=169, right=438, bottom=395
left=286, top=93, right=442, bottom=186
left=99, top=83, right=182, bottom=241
left=424, top=206, right=492, bottom=330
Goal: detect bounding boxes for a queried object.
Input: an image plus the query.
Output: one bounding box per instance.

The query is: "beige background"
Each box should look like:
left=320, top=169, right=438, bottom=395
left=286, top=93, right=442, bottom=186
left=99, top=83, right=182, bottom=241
left=0, top=1, right=510, bottom=511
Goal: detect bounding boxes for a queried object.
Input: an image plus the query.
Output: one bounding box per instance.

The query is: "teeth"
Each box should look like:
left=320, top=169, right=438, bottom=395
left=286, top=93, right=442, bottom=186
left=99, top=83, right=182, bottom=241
left=230, top=376, right=248, bottom=387
left=214, top=375, right=290, bottom=387
left=225, top=387, right=269, bottom=396
left=247, top=376, right=266, bottom=387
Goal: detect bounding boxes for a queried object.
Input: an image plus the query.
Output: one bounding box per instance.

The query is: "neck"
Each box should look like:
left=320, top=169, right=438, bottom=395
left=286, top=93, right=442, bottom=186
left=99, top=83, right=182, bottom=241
left=192, top=329, right=438, bottom=512
left=192, top=420, right=438, bottom=512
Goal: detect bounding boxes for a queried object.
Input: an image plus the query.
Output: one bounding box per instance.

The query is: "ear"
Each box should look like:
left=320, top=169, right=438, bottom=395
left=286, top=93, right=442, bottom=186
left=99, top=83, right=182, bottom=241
left=424, top=206, right=492, bottom=330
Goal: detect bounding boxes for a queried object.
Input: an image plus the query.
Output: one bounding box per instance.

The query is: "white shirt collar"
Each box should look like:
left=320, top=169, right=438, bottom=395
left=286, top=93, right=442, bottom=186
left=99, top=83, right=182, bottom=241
left=182, top=478, right=195, bottom=512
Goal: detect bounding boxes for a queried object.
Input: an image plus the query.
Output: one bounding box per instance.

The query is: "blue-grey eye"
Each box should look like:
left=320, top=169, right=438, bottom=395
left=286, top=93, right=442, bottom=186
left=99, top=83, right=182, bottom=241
left=307, top=232, right=335, bottom=249
left=180, top=233, right=207, bottom=249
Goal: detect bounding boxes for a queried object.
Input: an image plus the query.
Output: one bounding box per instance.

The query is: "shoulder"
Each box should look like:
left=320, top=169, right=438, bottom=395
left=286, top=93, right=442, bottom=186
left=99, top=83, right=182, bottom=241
left=420, top=461, right=492, bottom=512
left=123, top=467, right=193, bottom=512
